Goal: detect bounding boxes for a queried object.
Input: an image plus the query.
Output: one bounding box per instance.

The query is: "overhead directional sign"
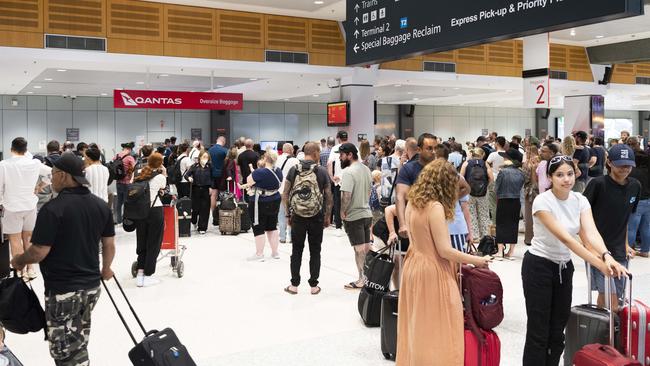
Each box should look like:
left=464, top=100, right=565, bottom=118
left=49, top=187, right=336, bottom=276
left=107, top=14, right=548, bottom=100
left=344, top=0, right=644, bottom=66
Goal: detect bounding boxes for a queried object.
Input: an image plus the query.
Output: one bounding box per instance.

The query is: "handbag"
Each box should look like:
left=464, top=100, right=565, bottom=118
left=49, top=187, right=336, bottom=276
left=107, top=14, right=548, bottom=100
left=0, top=271, right=45, bottom=335
left=363, top=243, right=395, bottom=293
left=379, top=158, right=397, bottom=210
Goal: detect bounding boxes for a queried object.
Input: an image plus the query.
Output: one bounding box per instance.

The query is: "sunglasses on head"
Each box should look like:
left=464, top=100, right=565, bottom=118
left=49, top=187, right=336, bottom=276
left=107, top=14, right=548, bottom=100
left=548, top=155, right=573, bottom=173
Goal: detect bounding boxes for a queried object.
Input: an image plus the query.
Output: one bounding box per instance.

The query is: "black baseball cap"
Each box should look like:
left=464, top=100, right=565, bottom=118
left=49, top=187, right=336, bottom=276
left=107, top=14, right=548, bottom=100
left=337, top=131, right=348, bottom=139
left=338, top=142, right=358, bottom=154
left=53, top=151, right=90, bottom=186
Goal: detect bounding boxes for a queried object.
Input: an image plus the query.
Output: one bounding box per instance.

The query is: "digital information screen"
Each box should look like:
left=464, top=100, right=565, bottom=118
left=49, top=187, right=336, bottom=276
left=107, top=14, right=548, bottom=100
left=327, top=101, right=350, bottom=127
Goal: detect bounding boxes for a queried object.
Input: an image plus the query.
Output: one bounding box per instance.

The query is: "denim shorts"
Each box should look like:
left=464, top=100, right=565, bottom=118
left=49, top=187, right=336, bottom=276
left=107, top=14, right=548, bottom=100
left=590, top=259, right=628, bottom=299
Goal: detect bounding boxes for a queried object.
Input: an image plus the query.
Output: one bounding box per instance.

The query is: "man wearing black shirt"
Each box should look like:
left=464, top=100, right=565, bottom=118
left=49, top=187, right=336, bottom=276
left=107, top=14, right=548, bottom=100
left=627, top=137, right=650, bottom=257
left=572, top=131, right=596, bottom=193
left=588, top=137, right=607, bottom=181
left=11, top=152, right=115, bottom=366
left=237, top=139, right=260, bottom=200
left=583, top=144, right=640, bottom=311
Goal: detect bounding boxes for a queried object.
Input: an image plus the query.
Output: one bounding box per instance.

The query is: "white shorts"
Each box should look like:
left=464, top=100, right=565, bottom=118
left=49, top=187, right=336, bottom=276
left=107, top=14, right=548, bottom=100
left=2, top=209, right=37, bottom=235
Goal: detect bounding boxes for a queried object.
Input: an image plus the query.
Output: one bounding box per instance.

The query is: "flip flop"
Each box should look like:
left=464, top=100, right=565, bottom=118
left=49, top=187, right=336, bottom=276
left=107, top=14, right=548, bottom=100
left=311, top=286, right=321, bottom=295
left=344, top=282, right=362, bottom=290
left=284, top=286, right=298, bottom=295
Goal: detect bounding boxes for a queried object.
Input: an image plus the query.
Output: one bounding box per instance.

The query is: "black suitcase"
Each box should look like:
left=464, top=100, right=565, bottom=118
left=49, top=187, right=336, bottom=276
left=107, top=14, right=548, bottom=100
left=564, top=264, right=620, bottom=366
left=102, top=277, right=196, bottom=366
left=358, top=287, right=385, bottom=327
left=381, top=290, right=399, bottom=360
left=176, top=196, right=192, bottom=238
left=238, top=201, right=251, bottom=233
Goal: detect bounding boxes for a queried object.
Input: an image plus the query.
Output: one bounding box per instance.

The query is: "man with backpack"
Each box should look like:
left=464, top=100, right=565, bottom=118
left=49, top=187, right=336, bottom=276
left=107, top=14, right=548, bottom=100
left=169, top=143, right=191, bottom=198
left=282, top=142, right=332, bottom=295
left=460, top=147, right=494, bottom=241
left=112, top=142, right=136, bottom=225
left=276, top=143, right=300, bottom=244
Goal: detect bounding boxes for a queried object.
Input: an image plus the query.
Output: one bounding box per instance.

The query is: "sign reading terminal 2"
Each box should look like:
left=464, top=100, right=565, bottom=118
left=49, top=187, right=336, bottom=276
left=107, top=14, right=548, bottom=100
left=344, top=0, right=644, bottom=66
left=114, top=90, right=244, bottom=110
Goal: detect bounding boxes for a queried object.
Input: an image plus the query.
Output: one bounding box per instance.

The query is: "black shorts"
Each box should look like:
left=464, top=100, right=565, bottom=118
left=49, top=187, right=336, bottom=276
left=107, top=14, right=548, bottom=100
left=211, top=177, right=222, bottom=190
left=344, top=217, right=372, bottom=246
left=249, top=199, right=281, bottom=236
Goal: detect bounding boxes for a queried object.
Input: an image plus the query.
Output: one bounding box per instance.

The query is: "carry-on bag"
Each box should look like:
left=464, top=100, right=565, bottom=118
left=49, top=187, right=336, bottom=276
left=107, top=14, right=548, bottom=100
left=219, top=180, right=241, bottom=235
left=102, top=277, right=196, bottom=366
left=619, top=277, right=650, bottom=365
left=358, top=243, right=394, bottom=326
left=238, top=201, right=251, bottom=233
left=565, top=264, right=621, bottom=365
left=0, top=270, right=45, bottom=335
left=176, top=193, right=192, bottom=238
left=573, top=274, right=640, bottom=366
left=357, top=286, right=386, bottom=327
left=380, top=238, right=403, bottom=360
left=464, top=328, right=501, bottom=366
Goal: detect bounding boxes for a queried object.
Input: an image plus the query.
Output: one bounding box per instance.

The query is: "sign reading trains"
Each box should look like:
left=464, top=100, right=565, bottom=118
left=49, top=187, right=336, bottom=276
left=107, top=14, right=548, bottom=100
left=344, top=0, right=643, bottom=66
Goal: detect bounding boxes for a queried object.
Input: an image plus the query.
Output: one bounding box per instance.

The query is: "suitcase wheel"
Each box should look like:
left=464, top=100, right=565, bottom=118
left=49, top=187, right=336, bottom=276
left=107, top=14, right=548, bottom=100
left=176, top=261, right=184, bottom=278
left=131, top=261, right=138, bottom=278
left=383, top=353, right=392, bottom=360
left=171, top=256, right=177, bottom=268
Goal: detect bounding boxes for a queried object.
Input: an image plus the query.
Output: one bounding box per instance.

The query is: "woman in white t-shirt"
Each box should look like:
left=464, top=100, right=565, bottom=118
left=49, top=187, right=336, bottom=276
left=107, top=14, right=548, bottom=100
left=133, top=152, right=167, bottom=288
left=521, top=155, right=629, bottom=366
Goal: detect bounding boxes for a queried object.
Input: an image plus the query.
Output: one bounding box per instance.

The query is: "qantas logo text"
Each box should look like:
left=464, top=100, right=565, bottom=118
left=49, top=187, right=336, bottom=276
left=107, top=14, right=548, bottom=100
left=120, top=92, right=182, bottom=106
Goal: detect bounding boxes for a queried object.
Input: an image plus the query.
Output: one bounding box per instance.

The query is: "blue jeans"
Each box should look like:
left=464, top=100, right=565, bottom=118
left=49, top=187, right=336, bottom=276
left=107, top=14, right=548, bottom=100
left=628, top=198, right=650, bottom=253
left=115, top=183, right=128, bottom=224
left=278, top=203, right=290, bottom=242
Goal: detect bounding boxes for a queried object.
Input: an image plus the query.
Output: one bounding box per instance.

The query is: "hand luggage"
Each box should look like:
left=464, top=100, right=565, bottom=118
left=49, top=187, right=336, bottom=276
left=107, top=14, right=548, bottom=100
left=363, top=244, right=395, bottom=293
left=619, top=278, right=649, bottom=365
left=464, top=328, right=501, bottom=366
left=238, top=201, right=251, bottom=233
left=357, top=286, right=385, bottom=327
left=0, top=270, right=45, bottom=335
left=219, top=180, right=241, bottom=235
left=461, top=265, right=504, bottom=330
left=380, top=239, right=402, bottom=360
left=573, top=273, right=639, bottom=366
left=0, top=236, right=10, bottom=279
left=566, top=264, right=621, bottom=365
left=176, top=196, right=192, bottom=238
left=102, top=277, right=196, bottom=366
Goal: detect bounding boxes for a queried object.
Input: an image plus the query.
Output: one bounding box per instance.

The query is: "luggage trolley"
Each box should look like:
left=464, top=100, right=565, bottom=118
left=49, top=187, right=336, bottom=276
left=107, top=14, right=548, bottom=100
left=131, top=199, right=187, bottom=278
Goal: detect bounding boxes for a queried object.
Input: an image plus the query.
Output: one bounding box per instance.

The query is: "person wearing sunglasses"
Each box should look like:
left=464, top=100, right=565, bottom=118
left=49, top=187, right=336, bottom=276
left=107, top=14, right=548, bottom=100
left=521, top=155, right=629, bottom=366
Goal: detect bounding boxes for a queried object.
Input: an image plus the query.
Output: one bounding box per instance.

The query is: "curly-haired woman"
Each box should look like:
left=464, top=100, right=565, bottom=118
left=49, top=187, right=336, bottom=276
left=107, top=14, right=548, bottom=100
left=396, top=159, right=491, bottom=366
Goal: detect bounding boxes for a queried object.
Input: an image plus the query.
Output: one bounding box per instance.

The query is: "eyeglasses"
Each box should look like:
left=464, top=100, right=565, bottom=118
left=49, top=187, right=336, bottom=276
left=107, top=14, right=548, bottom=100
left=547, top=155, right=573, bottom=173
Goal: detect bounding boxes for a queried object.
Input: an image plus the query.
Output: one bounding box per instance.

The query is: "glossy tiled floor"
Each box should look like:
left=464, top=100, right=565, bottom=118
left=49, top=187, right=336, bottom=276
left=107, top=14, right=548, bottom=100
left=9, top=224, right=650, bottom=365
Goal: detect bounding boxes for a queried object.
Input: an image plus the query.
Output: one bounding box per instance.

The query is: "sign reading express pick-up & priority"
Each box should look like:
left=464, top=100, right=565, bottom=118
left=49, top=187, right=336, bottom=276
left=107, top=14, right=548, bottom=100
left=344, top=0, right=644, bottom=66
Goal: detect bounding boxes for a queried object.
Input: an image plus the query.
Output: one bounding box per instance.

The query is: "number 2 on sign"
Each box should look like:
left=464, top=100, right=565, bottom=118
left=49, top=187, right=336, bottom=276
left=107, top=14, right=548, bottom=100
left=536, top=85, right=546, bottom=105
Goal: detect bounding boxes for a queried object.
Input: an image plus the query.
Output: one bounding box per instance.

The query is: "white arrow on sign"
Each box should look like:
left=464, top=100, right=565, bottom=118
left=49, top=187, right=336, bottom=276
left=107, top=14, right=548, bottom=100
left=354, top=29, right=359, bottom=39
left=354, top=3, right=360, bottom=12
left=353, top=43, right=360, bottom=53
left=354, top=17, right=359, bottom=25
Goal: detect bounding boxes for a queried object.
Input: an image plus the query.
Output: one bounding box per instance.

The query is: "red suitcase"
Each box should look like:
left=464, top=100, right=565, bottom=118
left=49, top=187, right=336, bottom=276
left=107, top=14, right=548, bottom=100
left=464, top=329, right=500, bottom=366
left=619, top=300, right=650, bottom=364
left=574, top=274, right=641, bottom=366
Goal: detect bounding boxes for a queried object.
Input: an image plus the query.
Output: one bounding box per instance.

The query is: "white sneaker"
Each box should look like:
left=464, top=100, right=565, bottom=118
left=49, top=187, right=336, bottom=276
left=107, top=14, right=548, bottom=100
left=199, top=231, right=206, bottom=235
left=143, top=276, right=160, bottom=287
left=136, top=273, right=145, bottom=287
left=247, top=254, right=265, bottom=262
left=335, top=228, right=345, bottom=237
left=272, top=253, right=280, bottom=260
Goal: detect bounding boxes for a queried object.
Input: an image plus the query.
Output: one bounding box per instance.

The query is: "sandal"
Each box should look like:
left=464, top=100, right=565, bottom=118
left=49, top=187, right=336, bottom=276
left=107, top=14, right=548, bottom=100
left=311, top=286, right=321, bottom=295
left=344, top=282, right=362, bottom=290
left=284, top=286, right=298, bottom=295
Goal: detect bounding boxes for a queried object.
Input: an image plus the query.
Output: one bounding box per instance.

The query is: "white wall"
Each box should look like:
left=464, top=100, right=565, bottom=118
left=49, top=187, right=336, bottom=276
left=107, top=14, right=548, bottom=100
left=0, top=95, right=210, bottom=156
left=414, top=106, right=536, bottom=145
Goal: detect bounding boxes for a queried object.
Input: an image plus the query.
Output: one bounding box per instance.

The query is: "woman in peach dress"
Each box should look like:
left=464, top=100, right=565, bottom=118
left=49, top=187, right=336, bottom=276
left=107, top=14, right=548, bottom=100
left=396, top=159, right=491, bottom=366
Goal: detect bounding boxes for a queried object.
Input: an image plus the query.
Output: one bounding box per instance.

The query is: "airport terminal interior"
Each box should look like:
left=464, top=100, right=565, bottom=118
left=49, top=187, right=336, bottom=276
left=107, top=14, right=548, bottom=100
left=0, top=0, right=650, bottom=365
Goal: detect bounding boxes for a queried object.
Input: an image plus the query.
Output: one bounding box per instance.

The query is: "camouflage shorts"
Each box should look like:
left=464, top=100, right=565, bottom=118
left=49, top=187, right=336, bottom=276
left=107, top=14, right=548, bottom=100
left=45, top=287, right=101, bottom=366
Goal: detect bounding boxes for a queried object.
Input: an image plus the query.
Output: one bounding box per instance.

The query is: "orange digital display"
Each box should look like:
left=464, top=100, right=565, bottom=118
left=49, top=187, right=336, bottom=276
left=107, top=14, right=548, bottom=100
left=327, top=102, right=349, bottom=127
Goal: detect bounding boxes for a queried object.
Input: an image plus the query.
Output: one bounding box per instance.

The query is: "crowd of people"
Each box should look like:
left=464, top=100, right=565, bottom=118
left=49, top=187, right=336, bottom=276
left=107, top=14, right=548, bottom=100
left=0, top=126, right=647, bottom=365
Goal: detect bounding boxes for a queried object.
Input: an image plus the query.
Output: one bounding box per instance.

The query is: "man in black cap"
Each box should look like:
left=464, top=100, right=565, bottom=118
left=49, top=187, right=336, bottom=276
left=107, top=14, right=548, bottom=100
left=338, top=143, right=373, bottom=289
left=11, top=152, right=116, bottom=366
left=327, top=131, right=350, bottom=234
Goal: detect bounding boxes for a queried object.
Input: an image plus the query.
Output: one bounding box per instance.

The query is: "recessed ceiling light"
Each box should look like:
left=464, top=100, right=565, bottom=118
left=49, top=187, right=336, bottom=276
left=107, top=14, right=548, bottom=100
left=595, top=35, right=604, bottom=39
left=407, top=92, right=414, bottom=95
left=44, top=78, right=53, bottom=81
left=453, top=87, right=460, bottom=90
left=413, top=98, right=419, bottom=101
left=101, top=93, right=108, bottom=96
left=56, top=69, right=67, bottom=72
left=284, top=99, right=290, bottom=101
left=313, top=94, right=320, bottom=97
left=27, top=91, right=33, bottom=94
left=394, top=84, right=402, bottom=87
left=136, top=81, right=145, bottom=85
left=33, top=85, right=42, bottom=89
left=314, top=0, right=324, bottom=4
left=160, top=74, right=169, bottom=77
left=570, top=29, right=576, bottom=36
left=249, top=78, right=258, bottom=81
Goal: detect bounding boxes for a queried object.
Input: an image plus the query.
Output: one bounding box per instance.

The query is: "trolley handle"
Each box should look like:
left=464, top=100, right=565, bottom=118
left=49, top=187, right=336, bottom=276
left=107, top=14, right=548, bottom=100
left=101, top=276, right=148, bottom=345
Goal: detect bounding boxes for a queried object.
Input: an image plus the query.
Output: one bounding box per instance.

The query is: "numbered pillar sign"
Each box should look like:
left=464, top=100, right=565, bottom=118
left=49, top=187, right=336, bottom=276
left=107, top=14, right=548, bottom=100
left=523, top=77, right=550, bottom=108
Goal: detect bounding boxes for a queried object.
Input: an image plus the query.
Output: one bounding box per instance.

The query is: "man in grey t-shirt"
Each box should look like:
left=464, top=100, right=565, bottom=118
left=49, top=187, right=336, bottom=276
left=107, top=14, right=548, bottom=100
left=339, top=143, right=373, bottom=289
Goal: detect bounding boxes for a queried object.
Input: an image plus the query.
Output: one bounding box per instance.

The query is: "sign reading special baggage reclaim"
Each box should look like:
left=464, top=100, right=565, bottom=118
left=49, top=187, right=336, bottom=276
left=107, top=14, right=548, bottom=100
left=114, top=90, right=243, bottom=110
left=344, top=0, right=644, bottom=66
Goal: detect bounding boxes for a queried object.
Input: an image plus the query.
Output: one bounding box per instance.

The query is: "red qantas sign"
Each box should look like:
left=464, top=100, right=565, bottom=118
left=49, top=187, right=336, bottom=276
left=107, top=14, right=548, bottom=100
left=113, top=90, right=243, bottom=110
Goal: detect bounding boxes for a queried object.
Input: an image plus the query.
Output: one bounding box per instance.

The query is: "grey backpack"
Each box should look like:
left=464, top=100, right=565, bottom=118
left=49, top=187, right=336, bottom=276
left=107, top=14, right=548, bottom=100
left=289, top=164, right=323, bottom=218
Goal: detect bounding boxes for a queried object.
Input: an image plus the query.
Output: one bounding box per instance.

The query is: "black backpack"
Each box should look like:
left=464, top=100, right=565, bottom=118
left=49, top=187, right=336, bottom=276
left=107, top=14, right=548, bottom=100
left=167, top=156, right=187, bottom=186
left=0, top=271, right=45, bottom=335
left=477, top=235, right=498, bottom=256
left=465, top=159, right=489, bottom=197
left=107, top=155, right=126, bottom=183
left=123, top=174, right=159, bottom=221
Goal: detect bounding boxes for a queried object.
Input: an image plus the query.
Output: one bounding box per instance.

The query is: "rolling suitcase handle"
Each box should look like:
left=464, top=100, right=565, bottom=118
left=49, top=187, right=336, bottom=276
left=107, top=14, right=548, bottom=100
left=101, top=276, right=152, bottom=346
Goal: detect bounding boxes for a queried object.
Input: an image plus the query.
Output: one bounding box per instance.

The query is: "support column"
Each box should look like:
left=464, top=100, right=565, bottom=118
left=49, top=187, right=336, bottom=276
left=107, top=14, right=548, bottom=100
left=563, top=95, right=605, bottom=138
left=523, top=34, right=550, bottom=108
left=336, top=67, right=378, bottom=144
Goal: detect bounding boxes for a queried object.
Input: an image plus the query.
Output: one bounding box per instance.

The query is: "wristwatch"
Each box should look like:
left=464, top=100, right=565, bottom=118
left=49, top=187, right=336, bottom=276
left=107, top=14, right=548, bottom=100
left=601, top=251, right=613, bottom=261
